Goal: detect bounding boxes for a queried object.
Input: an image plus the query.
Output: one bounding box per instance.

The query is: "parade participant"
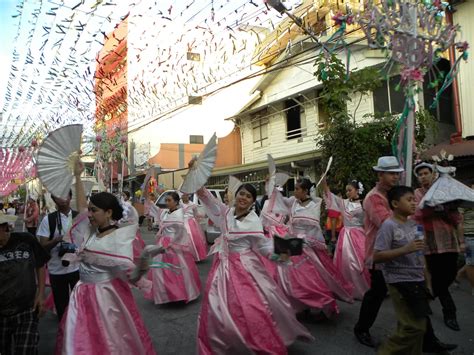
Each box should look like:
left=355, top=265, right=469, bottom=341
left=37, top=190, right=80, bottom=321
left=181, top=192, right=207, bottom=261
left=120, top=191, right=146, bottom=263
left=324, top=207, right=342, bottom=256
left=55, top=158, right=156, bottom=355
left=414, top=162, right=463, bottom=331
left=374, top=186, right=457, bottom=354
left=267, top=177, right=354, bottom=305
left=353, top=156, right=403, bottom=347
left=144, top=190, right=201, bottom=304
left=196, top=179, right=313, bottom=354
left=322, top=178, right=370, bottom=300
left=0, top=213, right=49, bottom=355
left=25, top=195, right=39, bottom=236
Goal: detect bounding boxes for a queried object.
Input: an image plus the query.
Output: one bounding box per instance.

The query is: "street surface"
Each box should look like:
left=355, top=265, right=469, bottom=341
left=37, top=226, right=474, bottom=355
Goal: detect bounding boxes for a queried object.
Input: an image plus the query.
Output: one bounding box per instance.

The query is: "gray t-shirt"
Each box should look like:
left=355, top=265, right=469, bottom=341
left=374, top=218, right=425, bottom=284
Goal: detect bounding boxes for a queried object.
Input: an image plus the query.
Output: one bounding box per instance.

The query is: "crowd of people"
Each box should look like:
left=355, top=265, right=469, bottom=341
left=0, top=154, right=472, bottom=355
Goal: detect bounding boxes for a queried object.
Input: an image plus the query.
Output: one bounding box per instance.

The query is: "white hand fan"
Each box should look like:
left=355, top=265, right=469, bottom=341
left=266, top=154, right=277, bottom=194
left=180, top=133, right=218, bottom=193
left=316, top=156, right=333, bottom=188
left=36, top=124, right=83, bottom=199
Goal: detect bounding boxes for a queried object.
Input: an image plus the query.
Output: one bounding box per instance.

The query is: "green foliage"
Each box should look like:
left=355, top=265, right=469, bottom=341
left=314, top=53, right=436, bottom=192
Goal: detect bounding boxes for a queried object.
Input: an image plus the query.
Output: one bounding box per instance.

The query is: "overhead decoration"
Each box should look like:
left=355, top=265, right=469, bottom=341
left=356, top=0, right=468, bottom=185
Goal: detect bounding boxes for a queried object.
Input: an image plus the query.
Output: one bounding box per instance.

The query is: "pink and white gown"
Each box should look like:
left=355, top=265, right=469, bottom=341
left=120, top=201, right=146, bottom=263
left=196, top=188, right=313, bottom=355
left=268, top=190, right=354, bottom=306
left=324, top=191, right=370, bottom=300
left=181, top=201, right=207, bottom=261
left=55, top=217, right=155, bottom=355
left=145, top=202, right=201, bottom=304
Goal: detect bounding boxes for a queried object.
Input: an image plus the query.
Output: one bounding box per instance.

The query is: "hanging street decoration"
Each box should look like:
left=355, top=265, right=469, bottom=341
left=356, top=0, right=468, bottom=185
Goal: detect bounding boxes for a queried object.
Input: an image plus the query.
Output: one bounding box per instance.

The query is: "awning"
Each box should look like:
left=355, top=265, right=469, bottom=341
left=422, top=140, right=474, bottom=159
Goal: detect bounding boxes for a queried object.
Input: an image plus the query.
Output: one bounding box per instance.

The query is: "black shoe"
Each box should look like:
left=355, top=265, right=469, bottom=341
left=354, top=328, right=375, bottom=348
left=423, top=339, right=458, bottom=353
left=444, top=317, right=460, bottom=331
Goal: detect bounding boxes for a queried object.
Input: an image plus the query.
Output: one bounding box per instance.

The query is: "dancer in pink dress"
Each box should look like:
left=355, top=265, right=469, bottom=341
left=55, top=160, right=155, bottom=355
left=181, top=193, right=207, bottom=261
left=145, top=191, right=201, bottom=304
left=120, top=191, right=146, bottom=263
left=322, top=179, right=370, bottom=300
left=196, top=183, right=313, bottom=354
left=268, top=178, right=353, bottom=305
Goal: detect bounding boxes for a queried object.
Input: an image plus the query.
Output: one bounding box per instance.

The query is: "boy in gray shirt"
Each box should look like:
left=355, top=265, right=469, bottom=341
left=374, top=186, right=456, bottom=354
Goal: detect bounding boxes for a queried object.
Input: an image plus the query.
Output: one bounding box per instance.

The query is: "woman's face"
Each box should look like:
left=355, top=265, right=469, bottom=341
left=181, top=194, right=189, bottom=203
left=346, top=185, right=359, bottom=200
left=88, top=202, right=112, bottom=227
left=165, top=195, right=178, bottom=210
left=235, top=188, right=254, bottom=211
left=294, top=184, right=307, bottom=200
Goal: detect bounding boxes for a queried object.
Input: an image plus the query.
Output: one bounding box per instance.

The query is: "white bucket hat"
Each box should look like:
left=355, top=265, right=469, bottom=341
left=0, top=212, right=18, bottom=225
left=414, top=162, right=434, bottom=177
left=372, top=156, right=404, bottom=173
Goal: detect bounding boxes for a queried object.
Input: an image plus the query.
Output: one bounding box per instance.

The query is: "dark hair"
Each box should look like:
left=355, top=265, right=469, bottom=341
left=347, top=180, right=364, bottom=196
left=90, top=192, right=124, bottom=220
left=387, top=186, right=414, bottom=210
left=123, top=191, right=131, bottom=199
left=167, top=192, right=180, bottom=203
left=236, top=183, right=257, bottom=201
left=52, top=189, right=73, bottom=201
left=296, top=178, right=314, bottom=194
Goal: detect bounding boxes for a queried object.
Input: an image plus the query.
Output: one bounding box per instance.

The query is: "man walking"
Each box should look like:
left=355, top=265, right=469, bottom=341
left=25, top=196, right=39, bottom=236
left=414, top=162, right=463, bottom=331
left=37, top=190, right=79, bottom=321
left=0, top=213, right=49, bottom=354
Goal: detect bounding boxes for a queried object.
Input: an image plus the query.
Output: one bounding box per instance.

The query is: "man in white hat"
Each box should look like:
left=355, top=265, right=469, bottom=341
left=414, top=162, right=462, bottom=331
left=354, top=157, right=456, bottom=353
left=354, top=156, right=403, bottom=347
left=0, top=213, right=49, bottom=354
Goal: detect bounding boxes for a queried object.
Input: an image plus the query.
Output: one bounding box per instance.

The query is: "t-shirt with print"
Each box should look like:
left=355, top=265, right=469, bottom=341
left=0, top=232, right=50, bottom=316
left=374, top=218, right=425, bottom=284
left=37, top=210, right=80, bottom=275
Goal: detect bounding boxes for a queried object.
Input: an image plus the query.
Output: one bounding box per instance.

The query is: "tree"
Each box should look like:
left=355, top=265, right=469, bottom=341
left=314, top=53, right=436, bottom=192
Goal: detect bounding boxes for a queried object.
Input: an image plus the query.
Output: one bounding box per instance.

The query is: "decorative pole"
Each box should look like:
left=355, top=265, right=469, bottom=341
left=357, top=0, right=468, bottom=186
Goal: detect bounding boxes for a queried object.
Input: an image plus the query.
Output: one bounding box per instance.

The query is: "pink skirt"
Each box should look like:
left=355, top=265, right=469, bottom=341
left=334, top=226, right=370, bottom=300
left=310, top=242, right=354, bottom=303
left=146, top=237, right=201, bottom=304
left=277, top=249, right=339, bottom=316
left=55, top=278, right=155, bottom=355
left=197, top=251, right=313, bottom=355
left=133, top=230, right=146, bottom=263
left=185, top=218, right=208, bottom=262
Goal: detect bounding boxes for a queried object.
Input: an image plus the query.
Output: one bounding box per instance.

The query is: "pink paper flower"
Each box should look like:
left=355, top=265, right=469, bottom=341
left=95, top=134, right=103, bottom=143
left=18, top=146, right=25, bottom=153
left=31, top=139, right=38, bottom=148
left=401, top=67, right=424, bottom=84
left=120, top=136, right=127, bottom=144
left=332, top=12, right=353, bottom=26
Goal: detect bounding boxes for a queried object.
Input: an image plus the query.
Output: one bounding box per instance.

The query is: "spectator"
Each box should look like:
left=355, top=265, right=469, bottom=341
left=0, top=213, right=49, bottom=354
left=25, top=196, right=40, bottom=236
left=374, top=186, right=457, bottom=354
left=37, top=190, right=79, bottom=321
left=414, top=162, right=463, bottom=331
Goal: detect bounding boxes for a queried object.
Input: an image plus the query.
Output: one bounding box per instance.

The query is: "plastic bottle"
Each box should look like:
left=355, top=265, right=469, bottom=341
left=415, top=224, right=424, bottom=257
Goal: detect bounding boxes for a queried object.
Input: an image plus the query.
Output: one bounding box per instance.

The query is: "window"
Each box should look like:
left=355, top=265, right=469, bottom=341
left=251, top=108, right=269, bottom=148
left=423, top=59, right=454, bottom=125
left=373, top=75, right=405, bottom=114
left=285, top=98, right=304, bottom=139
left=189, top=135, right=204, bottom=144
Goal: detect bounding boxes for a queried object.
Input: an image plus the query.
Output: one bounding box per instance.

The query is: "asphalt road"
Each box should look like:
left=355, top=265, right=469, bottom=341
left=37, top=226, right=474, bottom=355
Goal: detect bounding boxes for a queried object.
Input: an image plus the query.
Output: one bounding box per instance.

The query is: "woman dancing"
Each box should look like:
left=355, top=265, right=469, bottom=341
left=195, top=174, right=313, bottom=354
left=181, top=193, right=207, bottom=261
left=322, top=178, right=370, bottom=300
left=144, top=190, right=201, bottom=304
left=55, top=159, right=155, bottom=355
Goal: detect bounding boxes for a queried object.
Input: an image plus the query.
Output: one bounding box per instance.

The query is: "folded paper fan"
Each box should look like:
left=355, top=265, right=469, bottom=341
left=419, top=167, right=474, bottom=209
left=36, top=124, right=83, bottom=199
left=180, top=133, right=217, bottom=194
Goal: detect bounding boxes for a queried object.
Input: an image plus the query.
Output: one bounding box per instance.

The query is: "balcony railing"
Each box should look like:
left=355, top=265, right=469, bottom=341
left=286, top=127, right=307, bottom=140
